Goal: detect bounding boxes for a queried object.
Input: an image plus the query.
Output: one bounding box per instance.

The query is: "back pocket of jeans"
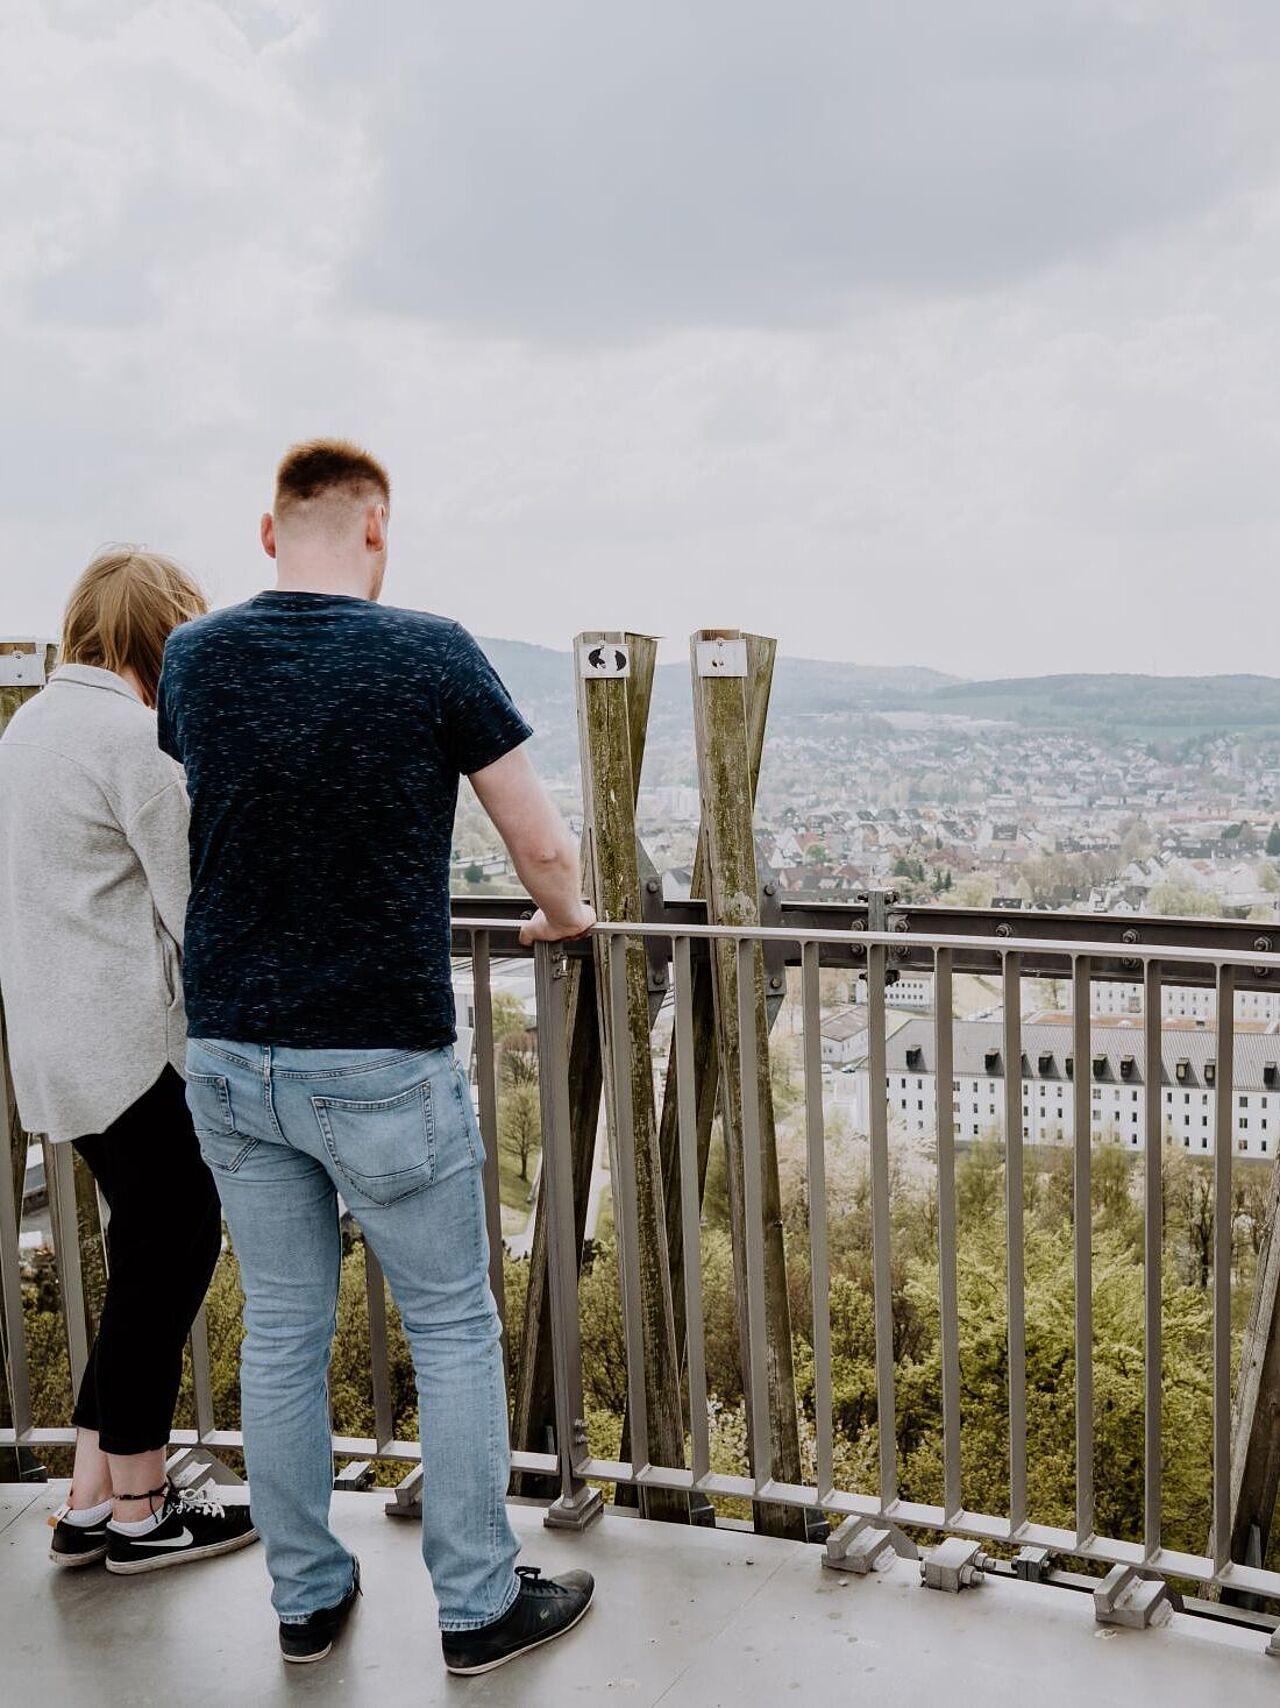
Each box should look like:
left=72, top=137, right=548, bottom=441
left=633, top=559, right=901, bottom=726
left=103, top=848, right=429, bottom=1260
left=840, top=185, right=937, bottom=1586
left=187, top=1072, right=258, bottom=1174
left=311, top=1081, right=436, bottom=1205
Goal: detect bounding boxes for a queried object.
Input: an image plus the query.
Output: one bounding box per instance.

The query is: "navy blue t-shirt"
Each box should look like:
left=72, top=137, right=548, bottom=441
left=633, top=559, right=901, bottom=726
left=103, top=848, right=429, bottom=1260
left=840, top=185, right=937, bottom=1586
left=156, top=591, right=532, bottom=1050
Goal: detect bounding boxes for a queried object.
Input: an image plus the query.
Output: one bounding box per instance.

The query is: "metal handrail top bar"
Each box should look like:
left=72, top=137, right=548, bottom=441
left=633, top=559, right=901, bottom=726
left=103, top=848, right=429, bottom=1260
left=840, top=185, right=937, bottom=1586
left=452, top=916, right=1280, bottom=972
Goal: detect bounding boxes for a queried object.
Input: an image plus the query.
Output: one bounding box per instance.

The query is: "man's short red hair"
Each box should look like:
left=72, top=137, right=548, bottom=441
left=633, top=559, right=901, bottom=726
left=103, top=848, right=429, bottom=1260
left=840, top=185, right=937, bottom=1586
left=274, top=438, right=391, bottom=516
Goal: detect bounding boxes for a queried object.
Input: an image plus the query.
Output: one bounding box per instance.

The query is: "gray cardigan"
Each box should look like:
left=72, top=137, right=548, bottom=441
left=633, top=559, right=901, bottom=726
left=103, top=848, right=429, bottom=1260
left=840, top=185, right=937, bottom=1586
left=0, top=665, right=190, bottom=1142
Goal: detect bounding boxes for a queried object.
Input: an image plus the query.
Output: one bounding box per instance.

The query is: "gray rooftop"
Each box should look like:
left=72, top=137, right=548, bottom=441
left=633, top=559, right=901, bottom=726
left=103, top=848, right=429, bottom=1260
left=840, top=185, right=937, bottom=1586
left=883, top=1017, right=1280, bottom=1090
left=4, top=1483, right=1279, bottom=1706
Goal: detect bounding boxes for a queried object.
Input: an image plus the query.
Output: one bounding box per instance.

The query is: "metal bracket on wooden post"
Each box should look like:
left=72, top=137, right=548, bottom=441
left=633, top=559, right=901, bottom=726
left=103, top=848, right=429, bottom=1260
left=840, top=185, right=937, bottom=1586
left=1093, top=1565, right=1172, bottom=1628
left=638, top=840, right=671, bottom=1024
left=759, top=866, right=787, bottom=1029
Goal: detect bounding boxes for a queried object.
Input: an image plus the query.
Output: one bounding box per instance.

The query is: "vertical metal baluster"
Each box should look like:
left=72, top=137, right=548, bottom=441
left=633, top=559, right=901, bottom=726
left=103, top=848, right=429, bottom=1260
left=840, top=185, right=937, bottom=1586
left=46, top=1141, right=89, bottom=1393
left=1072, top=955, right=1094, bottom=1547
left=866, top=936, right=897, bottom=1509
left=471, top=931, right=508, bottom=1354
left=801, top=941, right=833, bottom=1500
left=534, top=941, right=600, bottom=1524
left=608, top=936, right=651, bottom=1477
left=1004, top=951, right=1027, bottom=1534
left=1143, top=958, right=1164, bottom=1563
left=934, top=946, right=962, bottom=1523
left=674, top=936, right=710, bottom=1484
left=736, top=936, right=772, bottom=1492
left=364, top=1242, right=394, bottom=1452
left=1213, top=962, right=1235, bottom=1574
left=0, top=1030, right=32, bottom=1440
left=189, top=1306, right=214, bottom=1443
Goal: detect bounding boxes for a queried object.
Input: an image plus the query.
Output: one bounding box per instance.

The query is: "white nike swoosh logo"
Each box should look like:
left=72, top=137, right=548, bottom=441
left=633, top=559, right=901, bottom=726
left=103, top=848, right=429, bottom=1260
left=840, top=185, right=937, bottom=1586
left=133, top=1527, right=194, bottom=1549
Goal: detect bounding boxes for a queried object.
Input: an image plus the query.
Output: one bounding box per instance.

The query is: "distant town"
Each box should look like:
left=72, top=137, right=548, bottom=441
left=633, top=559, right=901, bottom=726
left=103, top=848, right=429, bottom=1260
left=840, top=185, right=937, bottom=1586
left=453, top=640, right=1280, bottom=926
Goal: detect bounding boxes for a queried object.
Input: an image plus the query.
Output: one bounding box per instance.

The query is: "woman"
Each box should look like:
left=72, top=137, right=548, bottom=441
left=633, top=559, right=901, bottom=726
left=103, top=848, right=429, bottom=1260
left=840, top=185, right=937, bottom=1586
left=0, top=548, right=257, bottom=1572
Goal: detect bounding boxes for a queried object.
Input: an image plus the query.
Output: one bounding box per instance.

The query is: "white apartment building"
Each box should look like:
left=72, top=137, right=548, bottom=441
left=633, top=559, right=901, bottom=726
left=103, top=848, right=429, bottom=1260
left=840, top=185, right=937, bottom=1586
left=870, top=1018, right=1280, bottom=1158
left=853, top=973, right=934, bottom=1010
left=1084, top=981, right=1280, bottom=1025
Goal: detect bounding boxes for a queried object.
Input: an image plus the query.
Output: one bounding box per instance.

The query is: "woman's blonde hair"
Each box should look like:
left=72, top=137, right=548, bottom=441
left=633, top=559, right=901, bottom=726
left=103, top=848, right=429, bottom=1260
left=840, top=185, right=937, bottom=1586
left=60, top=548, right=207, bottom=707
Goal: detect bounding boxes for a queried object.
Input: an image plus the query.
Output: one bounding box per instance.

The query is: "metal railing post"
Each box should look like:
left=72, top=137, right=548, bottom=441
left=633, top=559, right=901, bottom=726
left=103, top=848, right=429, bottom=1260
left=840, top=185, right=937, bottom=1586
left=535, top=941, right=603, bottom=1531
left=470, top=931, right=509, bottom=1364
left=1142, top=959, right=1164, bottom=1564
left=933, top=947, right=962, bottom=1525
left=1212, top=962, right=1235, bottom=1575
left=1003, top=951, right=1027, bottom=1535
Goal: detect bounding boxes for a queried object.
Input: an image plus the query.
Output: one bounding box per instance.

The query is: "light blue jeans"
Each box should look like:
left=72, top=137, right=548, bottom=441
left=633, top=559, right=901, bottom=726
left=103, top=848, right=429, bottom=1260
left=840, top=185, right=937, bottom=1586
left=185, top=1039, right=520, bottom=1630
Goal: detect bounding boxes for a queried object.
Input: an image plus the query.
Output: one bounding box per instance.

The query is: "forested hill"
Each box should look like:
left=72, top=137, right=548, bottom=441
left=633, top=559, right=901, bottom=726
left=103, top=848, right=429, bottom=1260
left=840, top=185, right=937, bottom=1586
left=930, top=673, right=1280, bottom=733
left=479, top=638, right=956, bottom=712
left=477, top=640, right=1280, bottom=766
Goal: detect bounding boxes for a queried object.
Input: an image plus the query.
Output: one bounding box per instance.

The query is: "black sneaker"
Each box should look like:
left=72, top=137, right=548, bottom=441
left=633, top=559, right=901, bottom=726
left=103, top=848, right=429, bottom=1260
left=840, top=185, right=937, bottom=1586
left=48, top=1506, right=110, bottom=1569
left=105, top=1484, right=258, bottom=1575
left=442, top=1565, right=595, bottom=1676
left=279, top=1558, right=362, bottom=1665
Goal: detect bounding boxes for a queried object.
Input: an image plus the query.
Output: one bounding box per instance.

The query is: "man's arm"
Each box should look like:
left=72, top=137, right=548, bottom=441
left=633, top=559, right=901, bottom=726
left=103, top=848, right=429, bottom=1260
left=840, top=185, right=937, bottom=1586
left=467, top=746, right=595, bottom=945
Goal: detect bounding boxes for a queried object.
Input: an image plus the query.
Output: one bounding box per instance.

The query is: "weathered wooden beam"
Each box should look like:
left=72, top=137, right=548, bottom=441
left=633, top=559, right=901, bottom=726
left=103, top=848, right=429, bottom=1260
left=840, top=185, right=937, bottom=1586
left=690, top=629, right=805, bottom=1539
left=510, top=634, right=658, bottom=1496
left=0, top=641, right=57, bottom=1476
left=658, top=635, right=774, bottom=1360
left=576, top=631, right=686, bottom=1521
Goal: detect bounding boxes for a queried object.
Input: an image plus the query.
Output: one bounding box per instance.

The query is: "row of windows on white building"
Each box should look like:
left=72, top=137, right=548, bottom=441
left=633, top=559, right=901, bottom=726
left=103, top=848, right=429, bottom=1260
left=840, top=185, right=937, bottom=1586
left=886, top=1074, right=1273, bottom=1155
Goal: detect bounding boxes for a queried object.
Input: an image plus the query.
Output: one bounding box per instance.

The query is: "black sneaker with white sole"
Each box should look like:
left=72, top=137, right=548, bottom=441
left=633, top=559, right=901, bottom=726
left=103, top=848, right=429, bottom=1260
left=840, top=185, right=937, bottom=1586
left=279, top=1557, right=362, bottom=1665
left=48, top=1509, right=110, bottom=1569
left=105, top=1485, right=258, bottom=1575
left=441, top=1565, right=595, bottom=1676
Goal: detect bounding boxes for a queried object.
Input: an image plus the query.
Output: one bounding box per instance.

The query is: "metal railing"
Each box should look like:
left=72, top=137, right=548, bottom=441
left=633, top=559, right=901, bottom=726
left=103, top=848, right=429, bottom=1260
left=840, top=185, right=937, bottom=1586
left=4, top=902, right=1280, bottom=1608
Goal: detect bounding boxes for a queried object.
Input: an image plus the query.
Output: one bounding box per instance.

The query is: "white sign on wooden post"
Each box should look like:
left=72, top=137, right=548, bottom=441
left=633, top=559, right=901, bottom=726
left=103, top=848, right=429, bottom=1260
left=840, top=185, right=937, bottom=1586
left=695, top=638, right=748, bottom=678
left=578, top=640, right=631, bottom=679
left=0, top=643, right=51, bottom=688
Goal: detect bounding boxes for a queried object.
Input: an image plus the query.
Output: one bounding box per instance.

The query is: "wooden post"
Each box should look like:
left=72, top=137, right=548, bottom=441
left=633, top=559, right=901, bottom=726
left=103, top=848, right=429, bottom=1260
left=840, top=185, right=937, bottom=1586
left=576, top=631, right=686, bottom=1521
left=690, top=629, right=805, bottom=1539
left=657, top=636, right=773, bottom=1371
left=0, top=641, right=57, bottom=1475
left=511, top=633, right=658, bottom=1495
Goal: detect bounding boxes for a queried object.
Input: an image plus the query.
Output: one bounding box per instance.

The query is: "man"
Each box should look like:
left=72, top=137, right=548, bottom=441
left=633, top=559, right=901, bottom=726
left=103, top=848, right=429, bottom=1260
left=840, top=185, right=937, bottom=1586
left=157, top=439, right=596, bottom=1674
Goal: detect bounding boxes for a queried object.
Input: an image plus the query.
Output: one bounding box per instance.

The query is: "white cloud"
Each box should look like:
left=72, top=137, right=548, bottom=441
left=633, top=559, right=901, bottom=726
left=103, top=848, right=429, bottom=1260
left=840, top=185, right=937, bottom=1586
left=1, top=1, right=1278, bottom=679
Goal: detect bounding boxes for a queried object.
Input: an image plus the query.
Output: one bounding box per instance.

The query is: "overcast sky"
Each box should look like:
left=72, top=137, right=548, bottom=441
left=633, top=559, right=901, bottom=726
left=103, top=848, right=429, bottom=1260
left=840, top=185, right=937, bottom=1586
left=3, top=1, right=1280, bottom=678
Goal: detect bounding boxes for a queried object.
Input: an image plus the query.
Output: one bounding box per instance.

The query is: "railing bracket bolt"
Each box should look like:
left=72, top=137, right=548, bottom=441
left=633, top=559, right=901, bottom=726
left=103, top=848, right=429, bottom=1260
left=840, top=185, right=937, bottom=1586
left=920, top=1537, right=996, bottom=1592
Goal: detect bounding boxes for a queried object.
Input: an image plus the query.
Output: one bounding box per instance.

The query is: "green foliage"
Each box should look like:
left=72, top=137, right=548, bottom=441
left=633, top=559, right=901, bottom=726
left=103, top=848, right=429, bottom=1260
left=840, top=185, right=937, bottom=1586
left=490, top=991, right=531, bottom=1043
left=11, top=1127, right=1254, bottom=1562
left=1147, top=881, right=1224, bottom=919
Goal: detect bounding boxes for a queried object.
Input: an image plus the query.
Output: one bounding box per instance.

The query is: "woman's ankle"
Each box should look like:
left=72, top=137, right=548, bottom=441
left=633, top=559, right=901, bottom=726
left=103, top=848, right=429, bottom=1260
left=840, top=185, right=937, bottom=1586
left=110, top=1482, right=169, bottom=1526
left=69, top=1484, right=113, bottom=1511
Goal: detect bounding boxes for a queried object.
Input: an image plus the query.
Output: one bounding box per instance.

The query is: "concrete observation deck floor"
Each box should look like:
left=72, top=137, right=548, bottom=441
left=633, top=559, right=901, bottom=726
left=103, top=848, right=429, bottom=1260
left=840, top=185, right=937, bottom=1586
left=2, top=1483, right=1279, bottom=1706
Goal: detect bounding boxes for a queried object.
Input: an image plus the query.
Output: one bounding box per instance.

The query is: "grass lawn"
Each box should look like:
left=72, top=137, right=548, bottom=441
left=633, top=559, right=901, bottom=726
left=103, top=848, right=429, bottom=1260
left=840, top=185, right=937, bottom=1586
left=497, top=1139, right=541, bottom=1232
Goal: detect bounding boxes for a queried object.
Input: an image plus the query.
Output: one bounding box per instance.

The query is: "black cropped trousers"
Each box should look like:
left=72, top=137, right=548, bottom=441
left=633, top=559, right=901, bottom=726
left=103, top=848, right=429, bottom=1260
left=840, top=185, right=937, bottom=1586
left=69, top=1067, right=223, bottom=1456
